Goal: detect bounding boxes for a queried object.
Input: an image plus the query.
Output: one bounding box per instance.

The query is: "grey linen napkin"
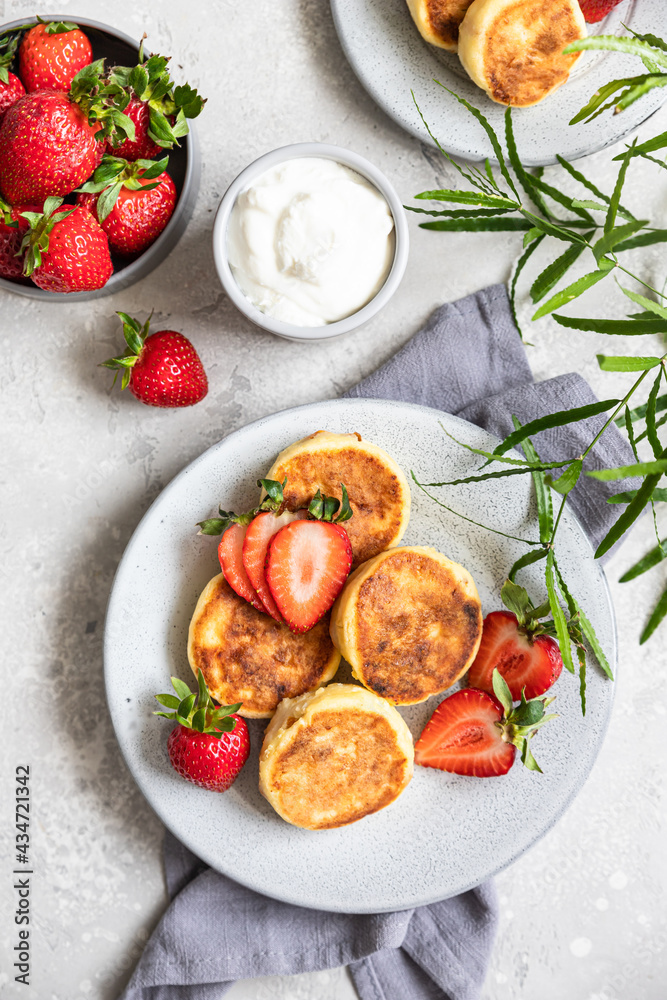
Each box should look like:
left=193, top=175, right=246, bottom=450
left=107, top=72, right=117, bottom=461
left=119, top=284, right=635, bottom=1000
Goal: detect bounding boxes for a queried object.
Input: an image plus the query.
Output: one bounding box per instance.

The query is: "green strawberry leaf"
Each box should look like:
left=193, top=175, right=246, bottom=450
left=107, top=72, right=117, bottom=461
left=155, top=693, right=181, bottom=710
left=171, top=676, right=192, bottom=701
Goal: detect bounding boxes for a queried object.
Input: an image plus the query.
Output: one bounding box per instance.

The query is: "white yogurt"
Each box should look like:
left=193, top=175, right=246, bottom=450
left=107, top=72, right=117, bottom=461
left=227, top=157, right=395, bottom=327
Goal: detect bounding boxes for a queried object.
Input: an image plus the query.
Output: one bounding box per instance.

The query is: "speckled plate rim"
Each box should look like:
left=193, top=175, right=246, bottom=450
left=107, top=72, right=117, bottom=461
left=330, top=0, right=667, bottom=166
left=104, top=398, right=617, bottom=913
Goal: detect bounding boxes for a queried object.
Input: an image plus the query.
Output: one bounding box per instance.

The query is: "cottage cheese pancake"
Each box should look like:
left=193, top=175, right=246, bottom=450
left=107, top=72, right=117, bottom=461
left=330, top=546, right=482, bottom=705
left=263, top=431, right=411, bottom=567
left=259, top=684, right=414, bottom=829
left=458, top=0, right=586, bottom=107
left=406, top=0, right=476, bottom=51
left=187, top=574, right=340, bottom=718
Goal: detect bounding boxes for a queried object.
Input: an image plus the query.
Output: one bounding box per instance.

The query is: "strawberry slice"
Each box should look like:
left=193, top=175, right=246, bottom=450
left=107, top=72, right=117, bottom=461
left=415, top=688, right=515, bottom=777
left=265, top=520, right=353, bottom=633
left=242, top=510, right=308, bottom=621
left=468, top=610, right=563, bottom=701
left=218, top=523, right=265, bottom=613
left=415, top=671, right=557, bottom=776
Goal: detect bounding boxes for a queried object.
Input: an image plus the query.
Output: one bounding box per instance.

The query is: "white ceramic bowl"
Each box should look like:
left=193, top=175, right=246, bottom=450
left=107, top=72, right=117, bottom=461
left=212, top=142, right=409, bottom=342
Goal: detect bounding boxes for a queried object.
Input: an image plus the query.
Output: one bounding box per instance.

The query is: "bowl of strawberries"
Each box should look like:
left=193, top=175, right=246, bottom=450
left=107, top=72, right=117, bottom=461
left=0, top=15, right=203, bottom=299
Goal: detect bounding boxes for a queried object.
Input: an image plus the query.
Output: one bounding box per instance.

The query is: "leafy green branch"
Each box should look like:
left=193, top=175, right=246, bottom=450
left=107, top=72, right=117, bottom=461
left=410, top=83, right=667, bottom=663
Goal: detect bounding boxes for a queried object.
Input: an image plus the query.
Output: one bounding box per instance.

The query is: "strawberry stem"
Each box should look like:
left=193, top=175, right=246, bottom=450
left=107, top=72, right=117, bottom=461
left=154, top=669, right=241, bottom=737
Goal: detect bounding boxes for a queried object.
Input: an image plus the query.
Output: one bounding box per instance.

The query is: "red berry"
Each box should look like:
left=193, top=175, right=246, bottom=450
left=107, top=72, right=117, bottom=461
left=0, top=204, right=37, bottom=281
left=102, top=313, right=208, bottom=408
left=0, top=72, right=25, bottom=122
left=19, top=23, right=92, bottom=92
left=242, top=510, right=309, bottom=621
left=77, top=172, right=177, bottom=256
left=467, top=610, right=563, bottom=701
left=107, top=98, right=163, bottom=161
left=218, top=522, right=266, bottom=612
left=128, top=330, right=208, bottom=408
left=167, top=716, right=250, bottom=793
left=414, top=688, right=515, bottom=777
left=265, top=520, right=353, bottom=632
left=577, top=0, right=623, bottom=22
left=29, top=205, right=113, bottom=294
left=0, top=91, right=102, bottom=204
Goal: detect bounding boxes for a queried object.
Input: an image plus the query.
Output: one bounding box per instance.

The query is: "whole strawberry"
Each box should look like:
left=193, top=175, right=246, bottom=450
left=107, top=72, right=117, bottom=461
left=107, top=97, right=162, bottom=161
left=0, top=29, right=25, bottom=121
left=106, top=41, right=205, bottom=158
left=578, top=0, right=623, bottom=22
left=101, top=312, right=208, bottom=408
left=0, top=61, right=135, bottom=205
left=155, top=670, right=249, bottom=793
left=0, top=71, right=24, bottom=121
left=0, top=198, right=37, bottom=281
left=21, top=197, right=113, bottom=293
left=76, top=154, right=177, bottom=255
left=19, top=20, right=92, bottom=92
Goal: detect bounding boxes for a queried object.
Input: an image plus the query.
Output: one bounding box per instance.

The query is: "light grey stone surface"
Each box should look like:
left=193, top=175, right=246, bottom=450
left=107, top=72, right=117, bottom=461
left=0, top=0, right=665, bottom=998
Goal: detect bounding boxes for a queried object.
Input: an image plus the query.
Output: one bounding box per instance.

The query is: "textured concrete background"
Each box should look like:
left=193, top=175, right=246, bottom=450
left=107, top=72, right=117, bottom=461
left=0, top=1, right=665, bottom=998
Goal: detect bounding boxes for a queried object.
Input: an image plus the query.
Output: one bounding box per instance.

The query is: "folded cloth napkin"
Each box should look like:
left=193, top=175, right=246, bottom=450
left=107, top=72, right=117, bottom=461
left=119, top=284, right=635, bottom=1000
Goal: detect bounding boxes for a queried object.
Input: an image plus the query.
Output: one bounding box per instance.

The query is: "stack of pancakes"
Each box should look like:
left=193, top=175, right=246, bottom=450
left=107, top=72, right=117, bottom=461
left=187, top=430, right=483, bottom=829
left=406, top=0, right=587, bottom=107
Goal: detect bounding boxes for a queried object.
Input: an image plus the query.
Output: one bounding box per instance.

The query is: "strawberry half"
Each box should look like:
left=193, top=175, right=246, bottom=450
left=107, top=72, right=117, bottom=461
left=468, top=610, right=563, bottom=701
left=243, top=509, right=309, bottom=621
left=265, top=520, right=353, bottom=633
left=468, top=580, right=563, bottom=701
left=414, top=670, right=556, bottom=776
left=198, top=480, right=354, bottom=628
left=578, top=0, right=623, bottom=23
left=155, top=669, right=249, bottom=793
left=218, top=522, right=265, bottom=612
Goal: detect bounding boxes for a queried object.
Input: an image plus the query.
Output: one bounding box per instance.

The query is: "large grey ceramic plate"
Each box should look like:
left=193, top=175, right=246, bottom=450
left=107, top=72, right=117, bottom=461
left=104, top=399, right=616, bottom=912
left=331, top=0, right=667, bottom=165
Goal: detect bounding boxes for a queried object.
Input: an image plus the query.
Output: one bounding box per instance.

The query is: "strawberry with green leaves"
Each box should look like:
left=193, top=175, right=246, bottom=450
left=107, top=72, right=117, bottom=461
left=20, top=196, right=113, bottom=293
left=198, top=481, right=354, bottom=631
left=19, top=19, right=92, bottom=92
left=198, top=479, right=309, bottom=619
left=0, top=60, right=135, bottom=205
left=0, top=195, right=37, bottom=281
left=0, top=30, right=25, bottom=122
left=155, top=670, right=249, bottom=793
left=414, top=669, right=557, bottom=776
left=76, top=154, right=177, bottom=255
left=468, top=579, right=564, bottom=701
left=101, top=312, right=208, bottom=408
left=106, top=40, right=205, bottom=160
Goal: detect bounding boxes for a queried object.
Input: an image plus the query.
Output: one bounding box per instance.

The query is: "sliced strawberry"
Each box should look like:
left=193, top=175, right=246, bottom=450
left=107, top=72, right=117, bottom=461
left=242, top=510, right=308, bottom=621
left=218, top=523, right=265, bottom=613
left=468, top=610, right=563, bottom=701
left=265, top=520, right=353, bottom=633
left=415, top=688, right=515, bottom=777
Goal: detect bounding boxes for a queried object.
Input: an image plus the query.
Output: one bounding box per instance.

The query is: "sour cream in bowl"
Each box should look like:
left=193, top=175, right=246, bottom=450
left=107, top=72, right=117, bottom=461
left=213, top=144, right=409, bottom=342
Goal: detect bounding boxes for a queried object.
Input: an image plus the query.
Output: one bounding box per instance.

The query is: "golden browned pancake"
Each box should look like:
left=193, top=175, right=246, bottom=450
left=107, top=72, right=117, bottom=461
left=458, top=0, right=586, bottom=107
left=406, top=0, right=475, bottom=51
left=259, top=684, right=414, bottom=829
left=263, top=431, right=411, bottom=568
left=330, top=546, right=482, bottom=705
left=187, top=574, right=340, bottom=718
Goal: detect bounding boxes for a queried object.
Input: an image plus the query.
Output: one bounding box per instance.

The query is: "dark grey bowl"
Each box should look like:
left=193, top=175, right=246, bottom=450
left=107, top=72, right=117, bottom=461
left=0, top=15, right=201, bottom=301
